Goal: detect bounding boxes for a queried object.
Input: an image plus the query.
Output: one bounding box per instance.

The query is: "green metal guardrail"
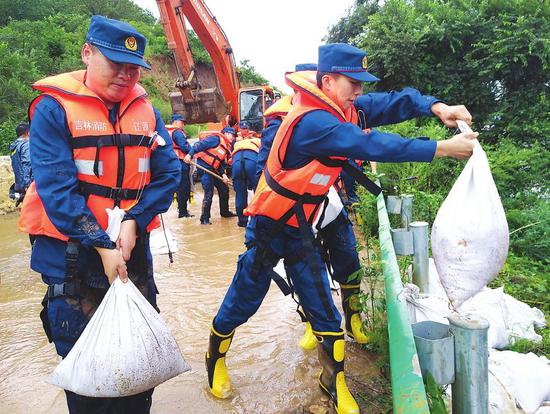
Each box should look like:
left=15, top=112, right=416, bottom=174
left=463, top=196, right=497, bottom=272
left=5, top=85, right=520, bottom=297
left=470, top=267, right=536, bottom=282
left=376, top=188, right=430, bottom=414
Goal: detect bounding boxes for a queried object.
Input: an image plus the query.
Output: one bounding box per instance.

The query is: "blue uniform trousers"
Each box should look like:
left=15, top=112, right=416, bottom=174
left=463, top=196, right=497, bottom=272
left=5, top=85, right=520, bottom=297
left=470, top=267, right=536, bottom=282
left=231, top=151, right=258, bottom=226
left=199, top=166, right=230, bottom=222
left=317, top=209, right=361, bottom=284
left=176, top=160, right=191, bottom=215
left=42, top=239, right=158, bottom=413
left=213, top=216, right=341, bottom=335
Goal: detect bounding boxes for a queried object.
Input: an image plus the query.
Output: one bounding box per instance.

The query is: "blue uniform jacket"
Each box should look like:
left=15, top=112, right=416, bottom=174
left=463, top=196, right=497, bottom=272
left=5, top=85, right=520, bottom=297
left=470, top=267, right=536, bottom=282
left=256, top=117, right=282, bottom=179
left=10, top=137, right=33, bottom=191
left=172, top=128, right=191, bottom=155
left=256, top=87, right=441, bottom=172
left=30, top=96, right=180, bottom=279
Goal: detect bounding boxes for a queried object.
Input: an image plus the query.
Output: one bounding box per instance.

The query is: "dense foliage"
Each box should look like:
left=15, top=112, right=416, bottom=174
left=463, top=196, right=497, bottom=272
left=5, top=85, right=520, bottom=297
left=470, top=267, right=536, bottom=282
left=328, top=0, right=550, bottom=148
left=0, top=0, right=269, bottom=149
left=333, top=0, right=549, bottom=356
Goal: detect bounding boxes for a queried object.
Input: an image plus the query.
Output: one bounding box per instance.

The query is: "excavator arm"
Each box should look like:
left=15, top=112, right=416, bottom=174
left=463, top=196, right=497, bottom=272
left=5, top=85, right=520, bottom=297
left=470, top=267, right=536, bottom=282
left=156, top=0, right=275, bottom=131
left=156, top=0, right=239, bottom=124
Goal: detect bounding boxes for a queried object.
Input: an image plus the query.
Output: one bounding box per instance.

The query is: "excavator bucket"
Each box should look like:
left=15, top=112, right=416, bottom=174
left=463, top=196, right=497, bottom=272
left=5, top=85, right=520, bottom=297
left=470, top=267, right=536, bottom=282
left=169, top=63, right=229, bottom=124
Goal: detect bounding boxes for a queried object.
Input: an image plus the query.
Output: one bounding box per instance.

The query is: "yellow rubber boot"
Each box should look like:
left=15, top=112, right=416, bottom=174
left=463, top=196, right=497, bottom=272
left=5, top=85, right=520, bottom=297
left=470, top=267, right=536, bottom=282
left=341, top=284, right=370, bottom=344
left=205, top=326, right=234, bottom=398
left=315, top=330, right=360, bottom=414
left=299, top=321, right=317, bottom=351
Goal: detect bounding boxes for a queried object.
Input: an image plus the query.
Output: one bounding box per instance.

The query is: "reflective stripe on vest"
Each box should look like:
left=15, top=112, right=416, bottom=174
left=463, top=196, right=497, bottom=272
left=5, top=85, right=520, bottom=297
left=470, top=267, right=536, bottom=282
left=19, top=70, right=160, bottom=240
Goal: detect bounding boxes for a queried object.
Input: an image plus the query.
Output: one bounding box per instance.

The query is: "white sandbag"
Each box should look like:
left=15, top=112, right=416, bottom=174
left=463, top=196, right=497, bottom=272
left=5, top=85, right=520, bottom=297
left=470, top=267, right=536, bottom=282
left=446, top=354, right=536, bottom=414
left=405, top=283, right=509, bottom=349
left=503, top=292, right=546, bottom=344
left=489, top=350, right=550, bottom=413
left=150, top=225, right=179, bottom=255
left=460, top=287, right=509, bottom=349
left=431, top=122, right=509, bottom=307
left=48, top=278, right=190, bottom=397
left=404, top=283, right=451, bottom=325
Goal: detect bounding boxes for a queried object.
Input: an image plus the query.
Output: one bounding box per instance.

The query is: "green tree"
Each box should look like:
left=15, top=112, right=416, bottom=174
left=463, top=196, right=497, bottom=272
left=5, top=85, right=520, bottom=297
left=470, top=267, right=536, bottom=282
left=237, top=59, right=269, bottom=87
left=327, top=0, right=550, bottom=147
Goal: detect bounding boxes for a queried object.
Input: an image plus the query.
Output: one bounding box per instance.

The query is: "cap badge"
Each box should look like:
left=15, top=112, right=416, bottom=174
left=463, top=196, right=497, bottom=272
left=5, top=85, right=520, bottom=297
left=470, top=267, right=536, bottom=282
left=361, top=56, right=368, bottom=70
left=125, top=37, right=137, bottom=51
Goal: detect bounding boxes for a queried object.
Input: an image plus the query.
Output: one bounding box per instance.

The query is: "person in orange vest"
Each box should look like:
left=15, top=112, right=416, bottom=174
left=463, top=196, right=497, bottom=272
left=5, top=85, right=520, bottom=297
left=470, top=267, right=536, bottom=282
left=205, top=44, right=477, bottom=413
left=166, top=113, right=193, bottom=218
left=184, top=127, right=236, bottom=224
left=231, top=122, right=261, bottom=227
left=18, top=16, right=180, bottom=412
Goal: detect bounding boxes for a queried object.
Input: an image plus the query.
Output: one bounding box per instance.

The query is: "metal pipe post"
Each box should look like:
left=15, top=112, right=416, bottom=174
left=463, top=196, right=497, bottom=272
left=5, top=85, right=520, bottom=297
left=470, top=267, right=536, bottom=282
left=400, top=194, right=414, bottom=228
left=448, top=314, right=489, bottom=414
left=410, top=221, right=429, bottom=293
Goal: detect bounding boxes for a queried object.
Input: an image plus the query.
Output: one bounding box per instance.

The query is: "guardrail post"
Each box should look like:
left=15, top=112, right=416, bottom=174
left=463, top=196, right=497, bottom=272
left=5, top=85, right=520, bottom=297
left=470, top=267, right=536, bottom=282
left=377, top=186, right=430, bottom=413
left=448, top=314, right=489, bottom=414
left=410, top=221, right=429, bottom=293
left=400, top=194, right=414, bottom=228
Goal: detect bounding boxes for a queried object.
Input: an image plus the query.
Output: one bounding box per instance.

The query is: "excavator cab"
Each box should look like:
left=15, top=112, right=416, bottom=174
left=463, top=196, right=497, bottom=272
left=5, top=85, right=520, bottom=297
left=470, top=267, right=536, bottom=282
left=239, top=86, right=275, bottom=133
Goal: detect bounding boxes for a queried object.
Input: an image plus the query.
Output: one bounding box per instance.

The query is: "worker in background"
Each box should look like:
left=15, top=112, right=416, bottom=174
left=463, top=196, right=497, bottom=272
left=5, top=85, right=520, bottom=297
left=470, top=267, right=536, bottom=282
left=237, top=120, right=259, bottom=139
left=205, top=44, right=477, bottom=413
left=166, top=113, right=193, bottom=218
left=18, top=16, right=180, bottom=413
left=230, top=124, right=261, bottom=227
left=9, top=122, right=33, bottom=206
left=184, top=127, right=236, bottom=225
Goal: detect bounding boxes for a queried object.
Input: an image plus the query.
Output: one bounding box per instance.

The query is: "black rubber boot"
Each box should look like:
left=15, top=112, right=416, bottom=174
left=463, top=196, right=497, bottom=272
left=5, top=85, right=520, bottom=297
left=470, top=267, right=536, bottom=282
left=205, top=326, right=234, bottom=399
left=315, top=330, right=360, bottom=414
left=341, top=283, right=370, bottom=344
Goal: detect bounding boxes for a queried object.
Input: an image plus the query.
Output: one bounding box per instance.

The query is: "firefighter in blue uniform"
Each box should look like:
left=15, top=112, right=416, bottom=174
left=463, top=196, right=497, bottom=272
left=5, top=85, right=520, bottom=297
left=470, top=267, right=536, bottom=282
left=168, top=113, right=193, bottom=217
left=231, top=121, right=261, bottom=227
left=9, top=122, right=33, bottom=206
left=184, top=127, right=236, bottom=224
left=18, top=16, right=180, bottom=413
left=205, top=44, right=477, bottom=414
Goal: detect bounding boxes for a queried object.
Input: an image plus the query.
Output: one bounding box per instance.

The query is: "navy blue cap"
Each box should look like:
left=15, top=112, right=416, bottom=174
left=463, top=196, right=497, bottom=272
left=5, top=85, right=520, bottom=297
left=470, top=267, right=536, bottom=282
left=222, top=127, right=236, bottom=135
left=86, top=15, right=151, bottom=69
left=295, top=63, right=317, bottom=72
left=239, top=121, right=250, bottom=129
left=171, top=113, right=186, bottom=122
left=318, top=43, right=379, bottom=82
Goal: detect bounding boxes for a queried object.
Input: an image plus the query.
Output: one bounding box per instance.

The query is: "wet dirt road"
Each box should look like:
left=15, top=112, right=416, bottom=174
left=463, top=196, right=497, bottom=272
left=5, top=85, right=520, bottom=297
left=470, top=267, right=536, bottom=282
left=0, top=191, right=381, bottom=413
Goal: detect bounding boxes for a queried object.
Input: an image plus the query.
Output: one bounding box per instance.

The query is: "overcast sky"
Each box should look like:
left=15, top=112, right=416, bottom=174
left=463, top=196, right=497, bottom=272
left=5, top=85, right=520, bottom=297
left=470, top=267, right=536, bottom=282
left=132, top=0, right=355, bottom=93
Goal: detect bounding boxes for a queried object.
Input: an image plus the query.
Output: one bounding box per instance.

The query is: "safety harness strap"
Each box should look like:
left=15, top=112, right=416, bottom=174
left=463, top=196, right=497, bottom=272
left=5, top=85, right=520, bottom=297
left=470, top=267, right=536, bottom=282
left=264, top=169, right=326, bottom=205
left=70, top=134, right=152, bottom=149
left=319, top=157, right=381, bottom=196
left=294, top=199, right=335, bottom=320
left=78, top=181, right=143, bottom=201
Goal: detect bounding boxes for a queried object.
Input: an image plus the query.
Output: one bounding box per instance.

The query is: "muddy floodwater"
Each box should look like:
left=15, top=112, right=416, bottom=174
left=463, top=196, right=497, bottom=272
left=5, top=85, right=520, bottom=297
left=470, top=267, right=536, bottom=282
left=0, top=190, right=382, bottom=413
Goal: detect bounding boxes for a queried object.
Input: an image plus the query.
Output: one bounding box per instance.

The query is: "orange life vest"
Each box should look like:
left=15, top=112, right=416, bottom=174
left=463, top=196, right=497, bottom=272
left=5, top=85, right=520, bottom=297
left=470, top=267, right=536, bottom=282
left=245, top=71, right=351, bottom=228
left=195, top=131, right=232, bottom=170
left=166, top=125, right=187, bottom=160
left=19, top=70, right=160, bottom=240
left=263, top=94, right=292, bottom=119
left=231, top=137, right=261, bottom=157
